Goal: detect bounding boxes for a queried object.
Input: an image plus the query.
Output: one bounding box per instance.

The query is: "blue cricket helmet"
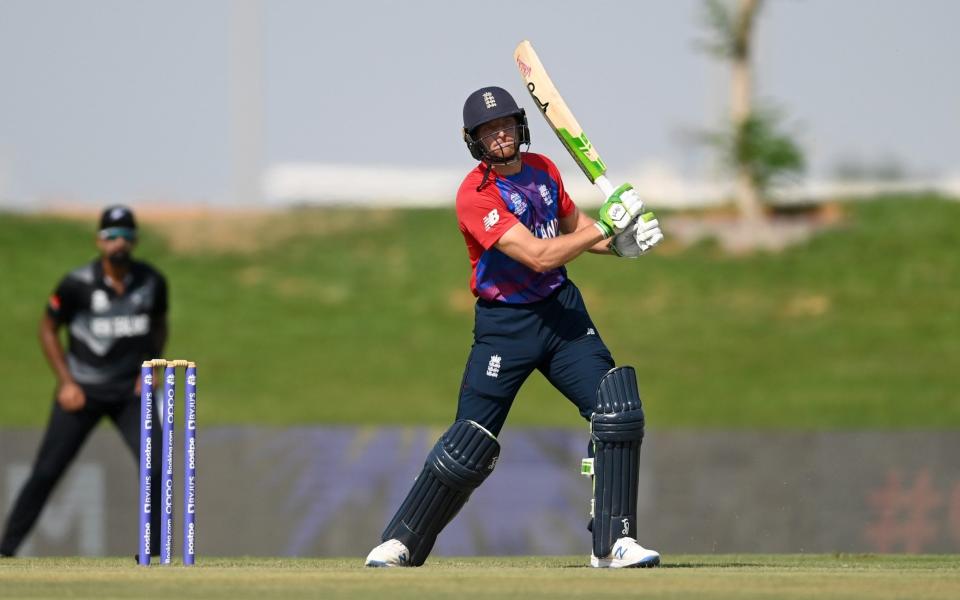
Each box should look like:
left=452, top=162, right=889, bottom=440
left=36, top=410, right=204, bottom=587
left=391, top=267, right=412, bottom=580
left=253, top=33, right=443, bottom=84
left=462, top=86, right=531, bottom=162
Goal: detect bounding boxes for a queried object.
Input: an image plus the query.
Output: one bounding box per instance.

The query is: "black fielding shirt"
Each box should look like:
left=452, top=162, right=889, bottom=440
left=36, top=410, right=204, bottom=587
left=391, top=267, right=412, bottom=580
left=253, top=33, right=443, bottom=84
left=47, top=259, right=168, bottom=398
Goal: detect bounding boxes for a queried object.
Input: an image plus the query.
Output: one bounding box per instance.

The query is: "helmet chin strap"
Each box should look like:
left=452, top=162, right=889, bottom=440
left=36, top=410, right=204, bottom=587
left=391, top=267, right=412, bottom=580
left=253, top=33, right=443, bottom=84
left=476, top=162, right=496, bottom=192
left=485, top=139, right=528, bottom=167
left=476, top=146, right=526, bottom=191
left=501, top=153, right=522, bottom=167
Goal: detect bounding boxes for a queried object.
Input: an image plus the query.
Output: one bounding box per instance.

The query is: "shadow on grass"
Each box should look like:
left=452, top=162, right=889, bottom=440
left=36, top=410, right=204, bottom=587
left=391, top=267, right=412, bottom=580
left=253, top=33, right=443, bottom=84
left=557, top=562, right=766, bottom=569
left=663, top=562, right=767, bottom=569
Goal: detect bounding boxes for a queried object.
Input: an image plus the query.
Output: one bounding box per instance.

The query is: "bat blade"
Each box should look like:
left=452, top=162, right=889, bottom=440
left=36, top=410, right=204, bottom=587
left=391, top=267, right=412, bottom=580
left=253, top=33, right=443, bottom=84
left=514, top=40, right=608, bottom=185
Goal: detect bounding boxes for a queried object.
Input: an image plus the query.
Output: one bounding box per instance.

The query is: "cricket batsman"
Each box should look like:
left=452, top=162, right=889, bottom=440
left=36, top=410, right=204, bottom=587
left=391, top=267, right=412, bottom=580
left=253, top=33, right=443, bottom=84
left=364, top=86, right=663, bottom=568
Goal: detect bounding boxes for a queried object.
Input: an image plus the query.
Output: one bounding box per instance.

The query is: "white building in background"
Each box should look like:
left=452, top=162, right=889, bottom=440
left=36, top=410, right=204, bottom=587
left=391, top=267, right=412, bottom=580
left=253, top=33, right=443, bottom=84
left=262, top=163, right=464, bottom=208
left=261, top=161, right=732, bottom=209
left=262, top=161, right=960, bottom=210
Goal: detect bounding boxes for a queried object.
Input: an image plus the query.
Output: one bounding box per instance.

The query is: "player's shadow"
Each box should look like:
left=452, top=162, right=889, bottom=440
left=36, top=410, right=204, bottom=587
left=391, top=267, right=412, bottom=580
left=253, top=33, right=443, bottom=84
left=559, top=561, right=765, bottom=569
left=661, top=562, right=765, bottom=568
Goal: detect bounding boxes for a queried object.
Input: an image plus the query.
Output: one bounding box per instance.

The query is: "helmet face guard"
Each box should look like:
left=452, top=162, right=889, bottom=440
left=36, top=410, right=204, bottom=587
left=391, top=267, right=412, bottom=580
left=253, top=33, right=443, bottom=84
left=463, top=111, right=531, bottom=163
left=462, top=86, right=531, bottom=164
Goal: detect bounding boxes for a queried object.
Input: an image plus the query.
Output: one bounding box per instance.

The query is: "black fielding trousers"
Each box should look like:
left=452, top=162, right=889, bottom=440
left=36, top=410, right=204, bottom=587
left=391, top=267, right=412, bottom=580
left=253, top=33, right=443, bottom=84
left=0, top=390, right=161, bottom=556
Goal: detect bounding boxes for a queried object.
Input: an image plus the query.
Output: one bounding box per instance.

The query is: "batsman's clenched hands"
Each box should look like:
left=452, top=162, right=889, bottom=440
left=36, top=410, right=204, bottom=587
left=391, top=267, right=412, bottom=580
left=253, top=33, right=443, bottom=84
left=635, top=211, right=663, bottom=252
left=57, top=380, right=86, bottom=412
left=595, top=183, right=645, bottom=238
left=610, top=212, right=664, bottom=258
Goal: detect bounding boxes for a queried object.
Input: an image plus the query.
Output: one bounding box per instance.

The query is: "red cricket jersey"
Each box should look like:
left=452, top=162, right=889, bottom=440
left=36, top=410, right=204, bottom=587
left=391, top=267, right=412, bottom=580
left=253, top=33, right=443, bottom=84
left=456, top=153, right=576, bottom=303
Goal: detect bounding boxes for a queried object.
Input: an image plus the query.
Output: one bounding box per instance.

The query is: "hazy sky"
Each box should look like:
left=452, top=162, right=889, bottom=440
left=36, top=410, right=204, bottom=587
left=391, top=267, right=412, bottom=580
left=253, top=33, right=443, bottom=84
left=0, top=0, right=957, bottom=205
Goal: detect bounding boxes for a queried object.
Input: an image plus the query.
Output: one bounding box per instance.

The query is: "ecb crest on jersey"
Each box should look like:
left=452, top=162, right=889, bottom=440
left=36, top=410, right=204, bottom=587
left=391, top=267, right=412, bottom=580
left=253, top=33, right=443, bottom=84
left=538, top=184, right=554, bottom=206
left=509, top=192, right=528, bottom=216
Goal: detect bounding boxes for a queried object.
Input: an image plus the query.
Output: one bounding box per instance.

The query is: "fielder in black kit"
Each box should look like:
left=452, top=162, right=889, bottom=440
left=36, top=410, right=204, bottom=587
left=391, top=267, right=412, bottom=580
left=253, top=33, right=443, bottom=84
left=0, top=206, right=167, bottom=557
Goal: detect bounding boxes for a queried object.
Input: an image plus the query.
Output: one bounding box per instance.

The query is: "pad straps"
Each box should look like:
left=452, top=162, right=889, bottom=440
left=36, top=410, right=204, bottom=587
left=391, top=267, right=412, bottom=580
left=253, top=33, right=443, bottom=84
left=589, top=367, right=646, bottom=558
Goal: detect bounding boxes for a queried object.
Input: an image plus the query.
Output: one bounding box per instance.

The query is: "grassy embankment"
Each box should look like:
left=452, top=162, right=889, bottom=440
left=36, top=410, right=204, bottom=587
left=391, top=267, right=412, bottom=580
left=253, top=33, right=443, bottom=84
left=1, top=196, right=956, bottom=428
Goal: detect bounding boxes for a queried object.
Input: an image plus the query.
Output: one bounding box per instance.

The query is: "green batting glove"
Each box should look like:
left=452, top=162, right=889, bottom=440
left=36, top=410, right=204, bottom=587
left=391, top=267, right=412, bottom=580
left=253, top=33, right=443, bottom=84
left=595, top=183, right=639, bottom=239
left=610, top=212, right=664, bottom=258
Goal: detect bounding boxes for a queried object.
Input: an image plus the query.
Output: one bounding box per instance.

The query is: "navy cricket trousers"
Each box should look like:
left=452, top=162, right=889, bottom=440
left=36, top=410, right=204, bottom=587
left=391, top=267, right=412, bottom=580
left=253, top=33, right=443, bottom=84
left=455, top=279, right=615, bottom=436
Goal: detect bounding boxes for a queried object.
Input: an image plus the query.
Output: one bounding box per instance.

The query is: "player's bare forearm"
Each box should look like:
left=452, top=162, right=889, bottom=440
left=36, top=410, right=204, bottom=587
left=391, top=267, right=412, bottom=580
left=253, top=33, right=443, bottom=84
left=532, top=226, right=604, bottom=270
left=38, top=314, right=73, bottom=385
left=587, top=236, right=613, bottom=254
left=561, top=208, right=612, bottom=254
left=576, top=214, right=613, bottom=254
left=496, top=222, right=604, bottom=273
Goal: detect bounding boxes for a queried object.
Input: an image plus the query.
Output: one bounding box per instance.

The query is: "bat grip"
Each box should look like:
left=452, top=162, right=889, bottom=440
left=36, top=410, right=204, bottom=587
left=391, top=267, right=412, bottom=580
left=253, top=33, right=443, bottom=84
left=594, top=175, right=616, bottom=199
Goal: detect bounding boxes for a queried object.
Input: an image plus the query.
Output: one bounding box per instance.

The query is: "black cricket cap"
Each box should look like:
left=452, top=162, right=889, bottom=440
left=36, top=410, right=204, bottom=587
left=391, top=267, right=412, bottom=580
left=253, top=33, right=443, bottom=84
left=98, top=205, right=137, bottom=231
left=462, top=86, right=524, bottom=134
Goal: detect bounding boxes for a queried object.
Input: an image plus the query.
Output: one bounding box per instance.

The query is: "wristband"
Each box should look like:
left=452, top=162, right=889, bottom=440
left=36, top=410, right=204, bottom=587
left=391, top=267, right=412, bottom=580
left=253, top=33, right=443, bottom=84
left=594, top=221, right=613, bottom=239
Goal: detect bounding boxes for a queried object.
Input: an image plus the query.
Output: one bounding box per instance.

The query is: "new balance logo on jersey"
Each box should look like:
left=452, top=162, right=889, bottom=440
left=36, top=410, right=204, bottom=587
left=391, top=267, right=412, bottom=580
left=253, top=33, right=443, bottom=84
left=483, top=209, right=500, bottom=231
left=587, top=328, right=595, bottom=336
left=509, top=192, right=527, bottom=216
left=538, top=184, right=553, bottom=206
left=483, top=92, right=497, bottom=108
left=486, top=354, right=502, bottom=378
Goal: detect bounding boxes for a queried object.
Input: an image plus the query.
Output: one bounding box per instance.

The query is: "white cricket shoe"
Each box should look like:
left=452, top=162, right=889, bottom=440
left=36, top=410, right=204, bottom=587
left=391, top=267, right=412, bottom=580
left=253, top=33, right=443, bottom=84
left=364, top=539, right=411, bottom=567
left=591, top=537, right=660, bottom=568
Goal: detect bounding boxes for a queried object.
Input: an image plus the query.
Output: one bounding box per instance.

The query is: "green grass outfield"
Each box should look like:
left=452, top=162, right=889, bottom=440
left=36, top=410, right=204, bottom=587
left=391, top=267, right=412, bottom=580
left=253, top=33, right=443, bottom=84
left=0, top=555, right=958, bottom=599
left=1, top=195, right=958, bottom=428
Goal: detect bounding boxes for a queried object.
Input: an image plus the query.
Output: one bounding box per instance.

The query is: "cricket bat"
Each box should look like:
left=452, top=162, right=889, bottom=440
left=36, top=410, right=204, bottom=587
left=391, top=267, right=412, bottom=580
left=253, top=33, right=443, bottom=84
left=514, top=40, right=617, bottom=199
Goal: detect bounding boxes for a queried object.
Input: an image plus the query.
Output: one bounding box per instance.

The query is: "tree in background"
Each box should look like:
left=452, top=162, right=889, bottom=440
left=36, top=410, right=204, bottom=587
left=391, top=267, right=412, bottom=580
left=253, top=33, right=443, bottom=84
left=699, top=0, right=805, bottom=222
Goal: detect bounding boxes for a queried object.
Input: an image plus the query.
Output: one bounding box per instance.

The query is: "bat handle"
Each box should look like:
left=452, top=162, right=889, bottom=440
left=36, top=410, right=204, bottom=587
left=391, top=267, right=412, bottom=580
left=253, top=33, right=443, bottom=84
left=594, top=175, right=616, bottom=199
